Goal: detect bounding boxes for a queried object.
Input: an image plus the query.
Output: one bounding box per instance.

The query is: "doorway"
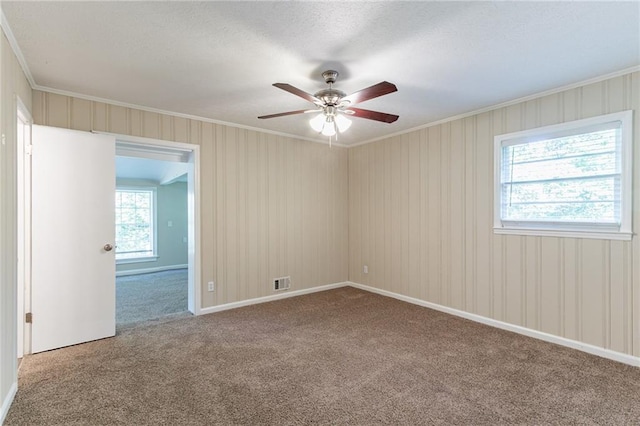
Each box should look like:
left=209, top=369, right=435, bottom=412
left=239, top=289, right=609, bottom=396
left=21, top=128, right=201, bottom=354
left=114, top=154, right=190, bottom=326
left=114, top=136, right=201, bottom=325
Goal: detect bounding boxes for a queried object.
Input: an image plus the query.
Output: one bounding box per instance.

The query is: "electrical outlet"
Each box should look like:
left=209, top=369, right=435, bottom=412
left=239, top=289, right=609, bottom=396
left=363, top=265, right=368, bottom=274
left=208, top=281, right=215, bottom=292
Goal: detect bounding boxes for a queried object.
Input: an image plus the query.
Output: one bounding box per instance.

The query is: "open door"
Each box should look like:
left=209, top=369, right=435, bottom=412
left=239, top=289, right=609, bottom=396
left=31, top=125, right=116, bottom=353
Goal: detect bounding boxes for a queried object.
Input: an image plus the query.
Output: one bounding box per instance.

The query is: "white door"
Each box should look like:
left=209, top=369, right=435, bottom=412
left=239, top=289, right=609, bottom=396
left=31, top=125, right=116, bottom=353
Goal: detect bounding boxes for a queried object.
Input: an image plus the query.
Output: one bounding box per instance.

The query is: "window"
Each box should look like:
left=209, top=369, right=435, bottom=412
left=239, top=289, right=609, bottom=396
left=115, top=188, right=157, bottom=261
left=494, top=110, right=633, bottom=240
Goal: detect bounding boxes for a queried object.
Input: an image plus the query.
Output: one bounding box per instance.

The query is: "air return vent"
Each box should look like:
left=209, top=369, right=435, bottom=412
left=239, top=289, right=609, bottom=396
left=273, top=276, right=291, bottom=291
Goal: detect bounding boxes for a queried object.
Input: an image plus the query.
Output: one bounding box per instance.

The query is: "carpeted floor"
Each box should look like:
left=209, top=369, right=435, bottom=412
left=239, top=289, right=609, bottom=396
left=116, top=269, right=188, bottom=326
left=6, top=287, right=640, bottom=425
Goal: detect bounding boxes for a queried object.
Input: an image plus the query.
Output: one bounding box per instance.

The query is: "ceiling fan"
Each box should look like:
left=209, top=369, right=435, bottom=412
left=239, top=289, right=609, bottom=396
left=258, top=70, right=398, bottom=141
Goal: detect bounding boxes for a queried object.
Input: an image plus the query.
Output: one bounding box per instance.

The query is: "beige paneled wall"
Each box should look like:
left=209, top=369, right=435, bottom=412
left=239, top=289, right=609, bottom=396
left=32, top=90, right=349, bottom=308
left=349, top=72, right=640, bottom=357
left=1, top=30, right=32, bottom=418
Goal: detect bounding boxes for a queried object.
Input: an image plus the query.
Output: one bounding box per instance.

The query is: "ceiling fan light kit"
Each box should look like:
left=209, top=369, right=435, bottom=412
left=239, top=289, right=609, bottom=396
left=259, top=69, right=399, bottom=146
left=309, top=105, right=352, bottom=137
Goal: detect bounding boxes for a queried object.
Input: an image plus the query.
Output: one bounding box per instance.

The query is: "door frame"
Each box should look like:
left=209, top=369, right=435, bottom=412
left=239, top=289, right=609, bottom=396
left=106, top=132, right=202, bottom=316
left=20, top=130, right=202, bottom=355
left=16, top=96, right=32, bottom=358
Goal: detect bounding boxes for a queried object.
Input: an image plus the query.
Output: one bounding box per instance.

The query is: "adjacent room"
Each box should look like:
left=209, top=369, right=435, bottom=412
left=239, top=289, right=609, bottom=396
left=115, top=155, right=190, bottom=327
left=0, top=1, right=639, bottom=424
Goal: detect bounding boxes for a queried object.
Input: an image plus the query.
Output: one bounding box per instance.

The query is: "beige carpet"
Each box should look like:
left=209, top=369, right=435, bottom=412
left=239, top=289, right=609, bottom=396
left=116, top=269, right=188, bottom=326
left=6, top=287, right=640, bottom=425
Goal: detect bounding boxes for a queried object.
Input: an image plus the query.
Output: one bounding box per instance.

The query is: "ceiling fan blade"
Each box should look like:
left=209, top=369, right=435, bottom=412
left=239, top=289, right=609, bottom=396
left=258, top=109, right=315, bottom=119
left=342, top=81, right=397, bottom=105
left=273, top=83, right=322, bottom=104
left=347, top=107, right=399, bottom=123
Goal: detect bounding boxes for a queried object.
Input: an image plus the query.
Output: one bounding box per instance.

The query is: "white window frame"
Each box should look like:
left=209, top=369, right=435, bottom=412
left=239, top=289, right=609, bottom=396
left=493, top=110, right=633, bottom=241
left=115, top=186, right=158, bottom=264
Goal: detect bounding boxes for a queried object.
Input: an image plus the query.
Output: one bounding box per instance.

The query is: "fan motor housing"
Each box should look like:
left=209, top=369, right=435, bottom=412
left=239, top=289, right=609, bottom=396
left=314, top=88, right=346, bottom=106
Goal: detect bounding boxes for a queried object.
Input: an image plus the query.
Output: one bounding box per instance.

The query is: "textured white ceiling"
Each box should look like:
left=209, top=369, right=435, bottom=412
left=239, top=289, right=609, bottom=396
left=116, top=156, right=188, bottom=184
left=2, top=1, right=639, bottom=146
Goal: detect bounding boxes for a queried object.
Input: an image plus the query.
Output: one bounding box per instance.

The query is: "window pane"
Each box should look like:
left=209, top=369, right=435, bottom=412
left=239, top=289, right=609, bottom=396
left=115, top=189, right=154, bottom=259
left=121, top=192, right=137, bottom=208
left=500, top=125, right=621, bottom=225
left=136, top=192, right=150, bottom=208
left=504, top=150, right=616, bottom=182
left=494, top=111, right=631, bottom=239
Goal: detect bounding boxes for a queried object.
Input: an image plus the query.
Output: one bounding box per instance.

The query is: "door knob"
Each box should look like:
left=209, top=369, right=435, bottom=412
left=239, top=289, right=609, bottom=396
left=103, top=244, right=114, bottom=252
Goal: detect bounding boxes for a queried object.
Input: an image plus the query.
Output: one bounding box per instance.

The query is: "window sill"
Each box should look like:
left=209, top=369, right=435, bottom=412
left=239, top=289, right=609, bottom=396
left=116, top=256, right=158, bottom=265
left=493, top=227, right=632, bottom=241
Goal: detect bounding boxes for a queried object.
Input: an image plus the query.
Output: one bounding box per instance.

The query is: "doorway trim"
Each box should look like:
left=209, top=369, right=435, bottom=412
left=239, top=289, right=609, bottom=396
left=16, top=95, right=32, bottom=358
left=103, top=132, right=202, bottom=316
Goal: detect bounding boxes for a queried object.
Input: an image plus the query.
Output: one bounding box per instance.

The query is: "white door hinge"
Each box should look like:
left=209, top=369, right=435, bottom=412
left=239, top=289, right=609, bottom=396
left=25, top=144, right=33, bottom=155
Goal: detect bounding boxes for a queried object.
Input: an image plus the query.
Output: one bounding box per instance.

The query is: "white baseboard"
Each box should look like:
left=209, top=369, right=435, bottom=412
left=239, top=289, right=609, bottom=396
left=116, top=264, right=187, bottom=277
left=199, top=282, right=349, bottom=316
left=1, top=382, right=17, bottom=424
left=348, top=282, right=640, bottom=368
left=194, top=279, right=639, bottom=367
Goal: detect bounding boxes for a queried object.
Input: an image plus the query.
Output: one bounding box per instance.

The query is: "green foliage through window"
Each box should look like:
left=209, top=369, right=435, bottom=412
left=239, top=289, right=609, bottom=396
left=500, top=128, right=620, bottom=224
left=494, top=110, right=632, bottom=239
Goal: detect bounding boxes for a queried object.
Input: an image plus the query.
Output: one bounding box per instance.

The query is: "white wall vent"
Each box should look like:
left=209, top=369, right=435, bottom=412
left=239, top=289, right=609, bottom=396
left=273, top=276, right=291, bottom=291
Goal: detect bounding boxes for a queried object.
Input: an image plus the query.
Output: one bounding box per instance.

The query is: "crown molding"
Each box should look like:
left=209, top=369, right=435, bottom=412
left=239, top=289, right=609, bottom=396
left=2, top=6, right=636, bottom=149
left=35, top=84, right=349, bottom=148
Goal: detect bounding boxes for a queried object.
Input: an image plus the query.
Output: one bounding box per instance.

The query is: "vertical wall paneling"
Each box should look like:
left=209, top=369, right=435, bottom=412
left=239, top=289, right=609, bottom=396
left=32, top=90, right=349, bottom=310
left=382, top=140, right=392, bottom=292
left=70, top=98, right=92, bottom=132
left=427, top=126, right=441, bottom=303
left=1, top=29, right=32, bottom=421
left=142, top=111, right=160, bottom=140
left=400, top=135, right=409, bottom=297
left=539, top=238, right=560, bottom=336
left=361, top=144, right=371, bottom=287
left=348, top=147, right=360, bottom=282
left=449, top=121, right=464, bottom=311
left=418, top=131, right=429, bottom=302
left=173, top=117, right=188, bottom=143
left=46, top=93, right=69, bottom=129
left=129, top=109, right=142, bottom=137
left=475, top=113, right=491, bottom=318
left=348, top=71, right=640, bottom=358
left=407, top=135, right=420, bottom=299
left=160, top=114, right=172, bottom=141
left=630, top=73, right=640, bottom=357
left=92, top=101, right=107, bottom=132
left=199, top=122, right=215, bottom=305
left=463, top=117, right=476, bottom=313
left=27, top=71, right=640, bottom=362
left=391, top=135, right=402, bottom=297
left=108, top=105, right=128, bottom=135
left=440, top=124, right=451, bottom=307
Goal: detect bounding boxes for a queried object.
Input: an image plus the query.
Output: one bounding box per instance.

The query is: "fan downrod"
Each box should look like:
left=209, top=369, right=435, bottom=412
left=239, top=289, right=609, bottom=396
left=315, top=70, right=346, bottom=106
